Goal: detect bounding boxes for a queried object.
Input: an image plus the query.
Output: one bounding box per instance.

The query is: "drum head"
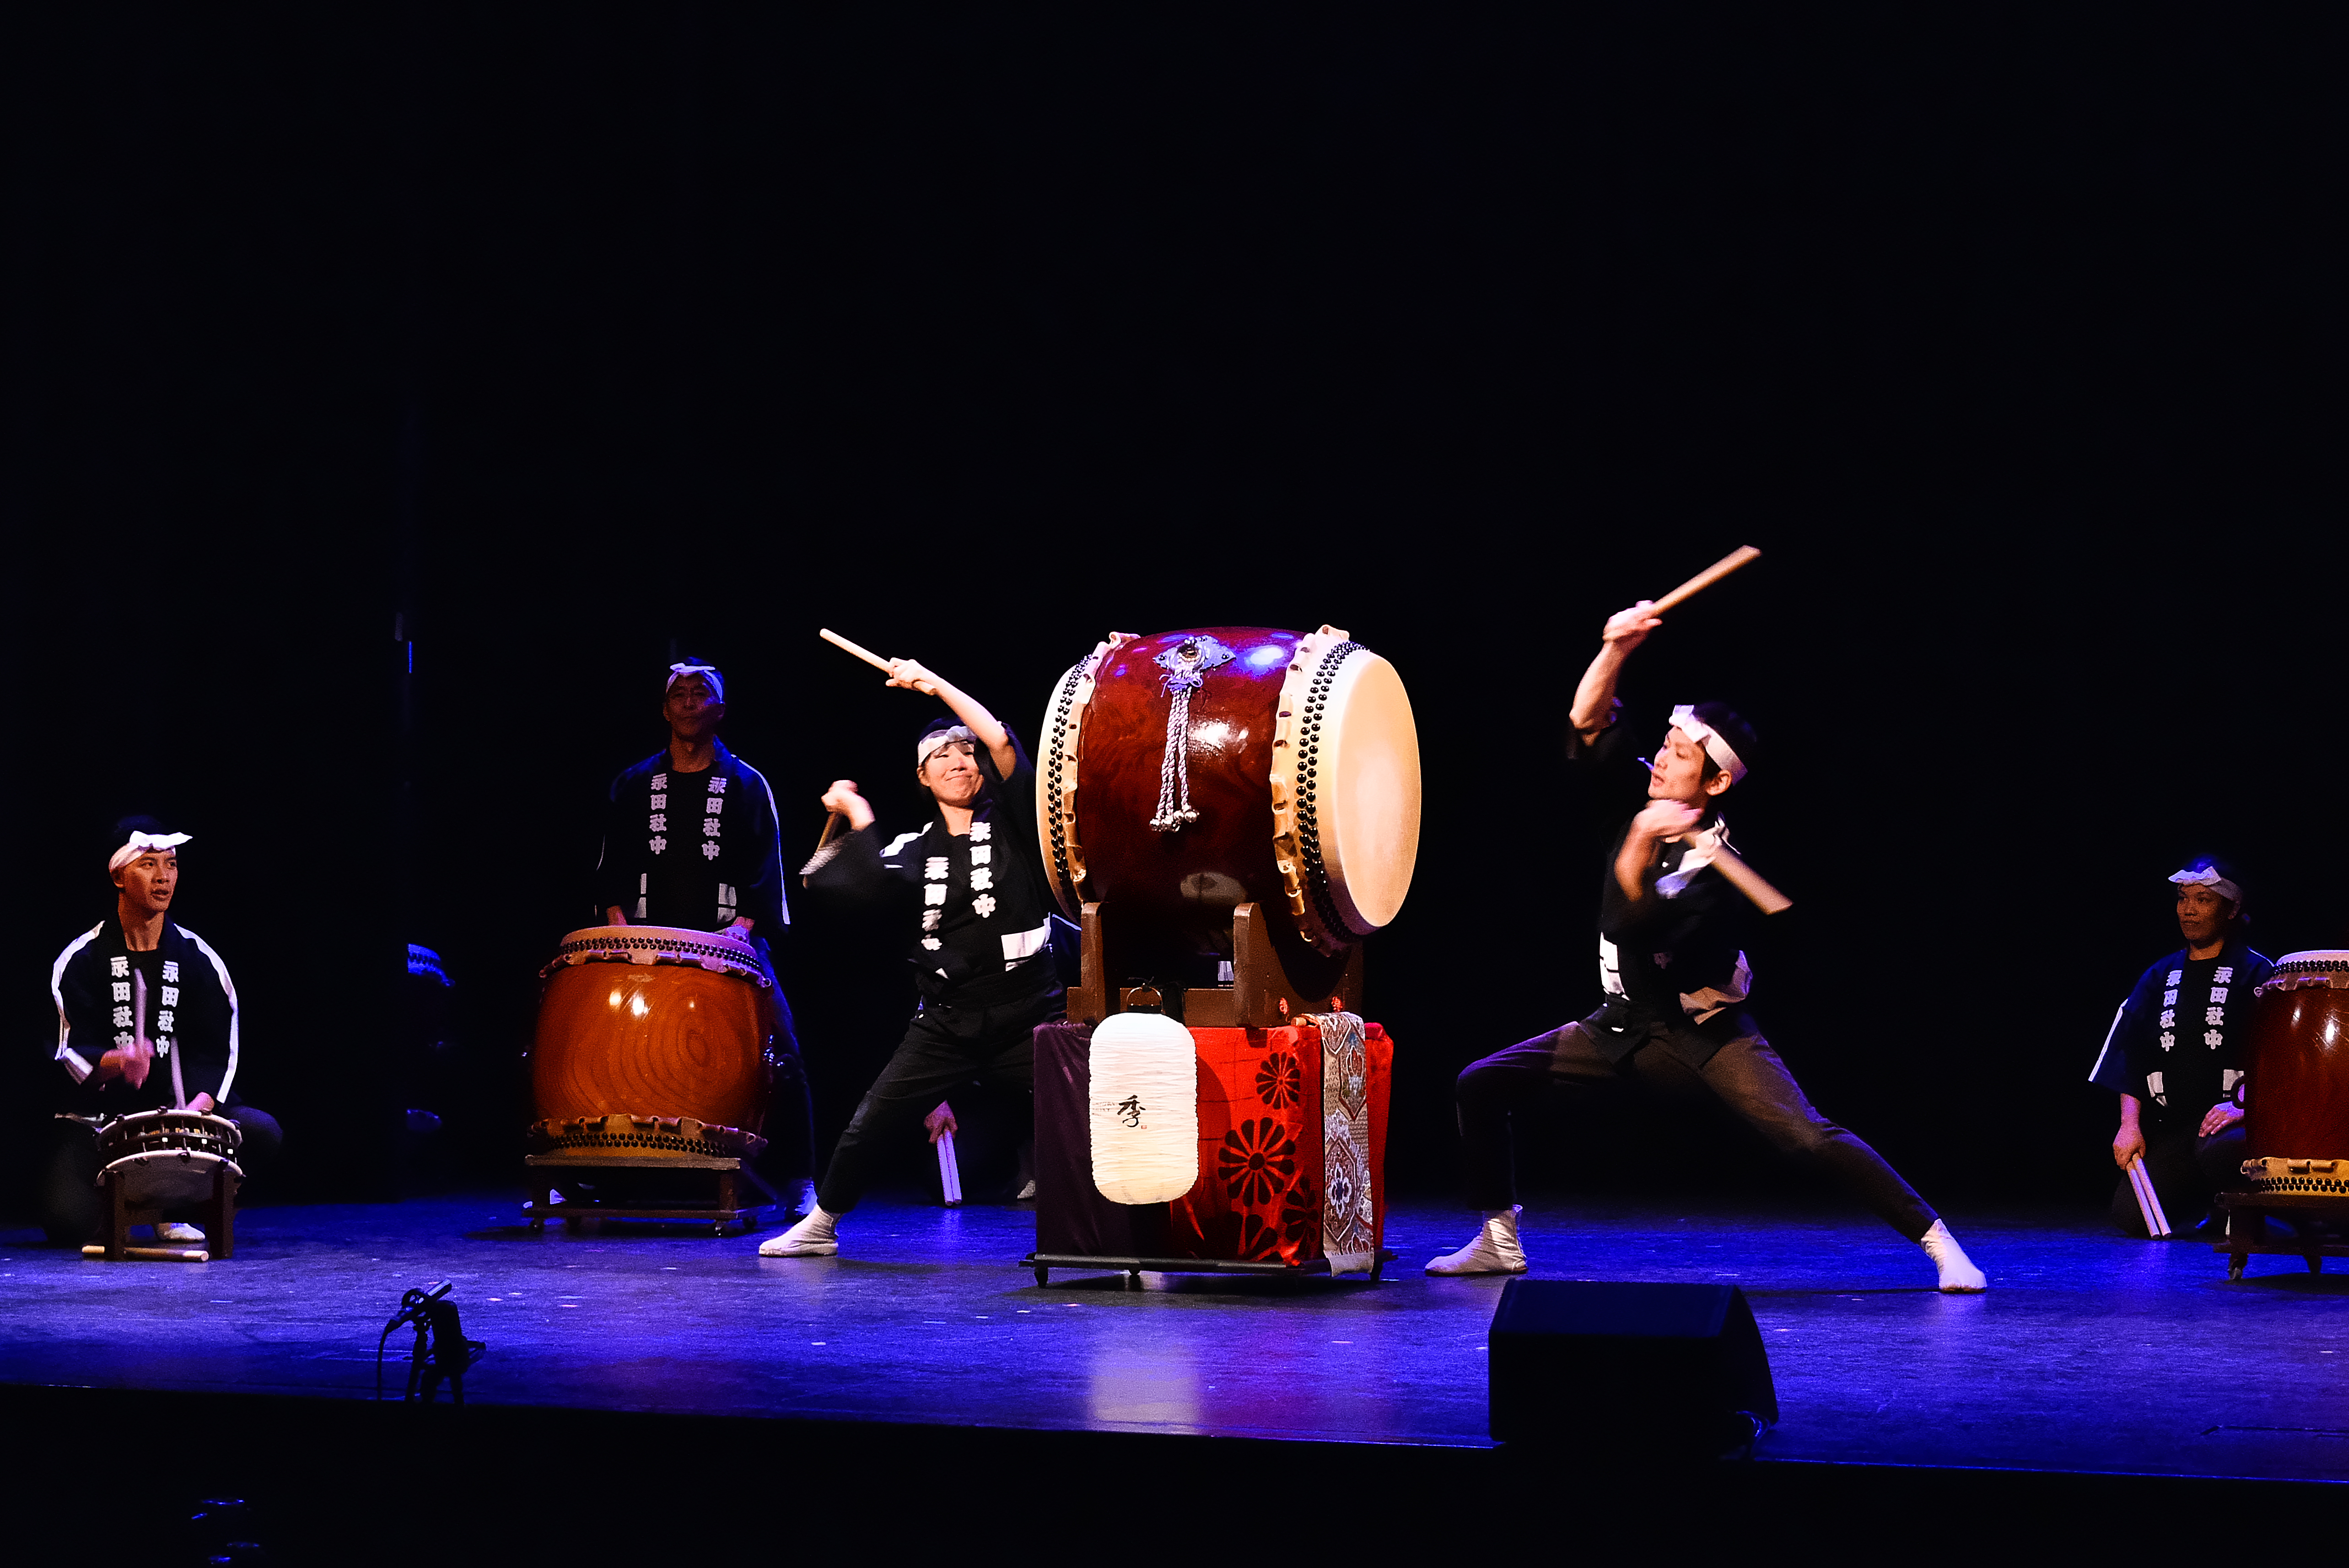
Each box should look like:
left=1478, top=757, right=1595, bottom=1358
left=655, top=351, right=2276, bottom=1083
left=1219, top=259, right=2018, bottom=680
left=104, top=1148, right=241, bottom=1209
left=1318, top=652, right=1421, bottom=933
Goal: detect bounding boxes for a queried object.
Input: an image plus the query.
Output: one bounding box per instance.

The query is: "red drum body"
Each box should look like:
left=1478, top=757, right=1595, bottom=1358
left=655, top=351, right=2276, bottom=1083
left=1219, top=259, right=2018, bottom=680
left=2245, top=953, right=2349, bottom=1177
left=1035, top=626, right=1421, bottom=965
left=530, top=925, right=775, bottom=1159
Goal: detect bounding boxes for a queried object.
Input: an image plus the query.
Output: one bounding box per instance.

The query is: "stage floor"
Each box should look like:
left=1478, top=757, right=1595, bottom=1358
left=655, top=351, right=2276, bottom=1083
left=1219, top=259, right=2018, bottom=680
left=4, top=1192, right=2347, bottom=1482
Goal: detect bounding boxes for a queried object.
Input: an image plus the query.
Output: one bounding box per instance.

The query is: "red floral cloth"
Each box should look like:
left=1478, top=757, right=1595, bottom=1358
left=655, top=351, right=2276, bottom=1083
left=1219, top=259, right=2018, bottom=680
left=1163, top=1023, right=1392, bottom=1266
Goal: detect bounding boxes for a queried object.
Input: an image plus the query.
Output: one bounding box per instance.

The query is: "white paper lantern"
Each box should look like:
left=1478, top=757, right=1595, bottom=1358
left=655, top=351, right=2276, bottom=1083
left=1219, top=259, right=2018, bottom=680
left=1088, top=1010, right=1199, bottom=1204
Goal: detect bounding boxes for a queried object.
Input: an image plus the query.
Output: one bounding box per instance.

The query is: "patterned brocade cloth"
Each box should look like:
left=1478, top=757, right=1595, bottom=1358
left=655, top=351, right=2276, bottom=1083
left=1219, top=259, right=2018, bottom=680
left=1032, top=1018, right=1392, bottom=1270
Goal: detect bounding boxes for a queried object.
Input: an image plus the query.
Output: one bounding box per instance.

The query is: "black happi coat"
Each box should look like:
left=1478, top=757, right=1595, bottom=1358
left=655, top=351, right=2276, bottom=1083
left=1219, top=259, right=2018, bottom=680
left=803, top=728, right=1056, bottom=1008
left=2090, top=938, right=2274, bottom=1131
left=595, top=739, right=789, bottom=932
left=1568, top=706, right=1760, bottom=1068
left=49, top=917, right=240, bottom=1115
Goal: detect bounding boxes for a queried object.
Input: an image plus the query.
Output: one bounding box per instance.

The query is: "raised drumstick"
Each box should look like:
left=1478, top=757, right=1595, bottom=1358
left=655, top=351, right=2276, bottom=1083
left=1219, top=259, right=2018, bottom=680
left=1707, top=843, right=1794, bottom=916
left=1650, top=545, right=1762, bottom=616
left=819, top=628, right=937, bottom=694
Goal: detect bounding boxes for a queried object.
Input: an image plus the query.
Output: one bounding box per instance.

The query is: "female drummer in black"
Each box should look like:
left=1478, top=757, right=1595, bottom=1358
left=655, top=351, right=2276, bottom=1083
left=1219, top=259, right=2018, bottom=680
left=760, top=659, right=1059, bottom=1257
left=1431, top=600, right=1988, bottom=1291
left=2089, top=859, right=2274, bottom=1236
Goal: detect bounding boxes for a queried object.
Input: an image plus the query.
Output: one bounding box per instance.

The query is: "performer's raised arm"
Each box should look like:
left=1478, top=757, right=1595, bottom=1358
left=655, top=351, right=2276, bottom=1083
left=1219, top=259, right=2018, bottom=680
left=1568, top=601, right=1664, bottom=739
left=880, top=658, right=1016, bottom=780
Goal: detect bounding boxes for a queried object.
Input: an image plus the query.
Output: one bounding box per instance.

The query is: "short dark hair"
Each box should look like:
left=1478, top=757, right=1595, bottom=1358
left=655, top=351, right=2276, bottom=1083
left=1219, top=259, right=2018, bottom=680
left=1689, top=701, right=1758, bottom=782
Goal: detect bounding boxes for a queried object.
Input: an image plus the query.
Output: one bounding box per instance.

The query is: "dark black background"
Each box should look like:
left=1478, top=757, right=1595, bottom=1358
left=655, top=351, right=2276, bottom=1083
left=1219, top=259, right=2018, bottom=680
left=3, top=8, right=2339, bottom=1214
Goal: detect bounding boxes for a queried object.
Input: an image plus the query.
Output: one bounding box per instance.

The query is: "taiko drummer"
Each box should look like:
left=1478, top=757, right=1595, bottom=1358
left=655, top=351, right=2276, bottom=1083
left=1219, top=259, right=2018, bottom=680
left=1429, top=602, right=1989, bottom=1292
left=2089, top=859, right=2273, bottom=1236
left=761, top=658, right=1061, bottom=1257
left=40, top=818, right=281, bottom=1247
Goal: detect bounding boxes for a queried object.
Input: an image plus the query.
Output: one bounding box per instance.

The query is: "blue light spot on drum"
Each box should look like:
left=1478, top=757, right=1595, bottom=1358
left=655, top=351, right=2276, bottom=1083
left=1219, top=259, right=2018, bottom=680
left=1247, top=645, right=1288, bottom=667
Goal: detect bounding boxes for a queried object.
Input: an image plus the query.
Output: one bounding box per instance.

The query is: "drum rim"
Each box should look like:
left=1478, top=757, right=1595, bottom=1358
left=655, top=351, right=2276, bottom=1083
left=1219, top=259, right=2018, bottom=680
left=544, top=924, right=769, bottom=984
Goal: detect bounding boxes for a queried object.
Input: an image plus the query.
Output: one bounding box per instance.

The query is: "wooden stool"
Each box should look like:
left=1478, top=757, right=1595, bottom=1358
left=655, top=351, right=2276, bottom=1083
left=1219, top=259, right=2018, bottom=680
left=82, top=1159, right=237, bottom=1263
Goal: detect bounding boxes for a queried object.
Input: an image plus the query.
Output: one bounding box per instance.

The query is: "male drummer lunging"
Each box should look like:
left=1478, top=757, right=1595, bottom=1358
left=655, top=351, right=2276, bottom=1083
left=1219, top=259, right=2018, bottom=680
left=2089, top=858, right=2273, bottom=1236
left=1429, top=604, right=1988, bottom=1291
left=760, top=659, right=1060, bottom=1258
left=39, top=819, right=282, bottom=1246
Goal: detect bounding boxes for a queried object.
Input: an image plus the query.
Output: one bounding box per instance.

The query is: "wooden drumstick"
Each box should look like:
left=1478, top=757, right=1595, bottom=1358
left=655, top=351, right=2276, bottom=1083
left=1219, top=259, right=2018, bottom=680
left=1706, top=843, right=1794, bottom=916
left=1650, top=545, right=1762, bottom=616
left=819, top=628, right=939, bottom=695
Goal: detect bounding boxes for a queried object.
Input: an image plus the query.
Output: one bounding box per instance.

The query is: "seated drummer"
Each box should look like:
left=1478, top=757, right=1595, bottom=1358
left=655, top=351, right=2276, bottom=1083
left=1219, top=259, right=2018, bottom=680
left=2090, top=858, right=2274, bottom=1236
left=38, top=819, right=282, bottom=1246
left=760, top=658, right=1059, bottom=1257
left=594, top=657, right=814, bottom=1217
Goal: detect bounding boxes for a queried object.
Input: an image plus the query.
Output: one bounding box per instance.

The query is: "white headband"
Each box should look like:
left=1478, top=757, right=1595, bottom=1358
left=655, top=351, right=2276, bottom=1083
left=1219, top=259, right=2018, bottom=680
left=2170, top=866, right=2242, bottom=904
left=666, top=663, right=724, bottom=701
left=1669, top=705, right=1747, bottom=784
left=109, top=831, right=189, bottom=874
left=917, top=725, right=975, bottom=766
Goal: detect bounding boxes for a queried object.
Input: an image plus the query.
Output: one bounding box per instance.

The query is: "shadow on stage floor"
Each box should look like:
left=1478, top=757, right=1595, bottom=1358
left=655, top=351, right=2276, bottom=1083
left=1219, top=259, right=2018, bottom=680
left=3, top=1191, right=2343, bottom=1559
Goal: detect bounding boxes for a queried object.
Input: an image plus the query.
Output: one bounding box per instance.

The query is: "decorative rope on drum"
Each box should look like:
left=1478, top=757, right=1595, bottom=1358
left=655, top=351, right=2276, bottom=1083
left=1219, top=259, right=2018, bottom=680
left=1149, top=634, right=1235, bottom=832
left=1088, top=1010, right=1199, bottom=1203
left=540, top=927, right=770, bottom=985
left=1304, top=1011, right=1376, bottom=1274
left=2241, top=1156, right=2349, bottom=1196
left=529, top=1113, right=768, bottom=1161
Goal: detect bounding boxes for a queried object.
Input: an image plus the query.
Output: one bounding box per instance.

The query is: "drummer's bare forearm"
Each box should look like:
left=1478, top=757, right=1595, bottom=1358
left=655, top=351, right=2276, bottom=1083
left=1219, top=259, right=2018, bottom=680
left=1570, top=642, right=1630, bottom=738
left=929, top=678, right=1016, bottom=776
left=189, top=1092, right=215, bottom=1114
left=605, top=905, right=629, bottom=926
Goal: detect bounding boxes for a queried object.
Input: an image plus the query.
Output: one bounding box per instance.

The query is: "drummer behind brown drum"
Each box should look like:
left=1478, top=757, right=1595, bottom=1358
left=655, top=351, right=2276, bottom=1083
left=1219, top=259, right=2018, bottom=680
left=1433, top=602, right=1989, bottom=1291
left=2088, top=858, right=2273, bottom=1237
left=761, top=659, right=1061, bottom=1258
left=38, top=819, right=281, bottom=1247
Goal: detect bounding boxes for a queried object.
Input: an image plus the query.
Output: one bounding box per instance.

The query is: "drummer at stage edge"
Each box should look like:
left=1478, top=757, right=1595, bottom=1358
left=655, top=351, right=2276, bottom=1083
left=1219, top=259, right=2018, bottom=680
left=2089, top=859, right=2273, bottom=1237
left=1429, top=601, right=1989, bottom=1291
left=760, top=658, right=1058, bottom=1258
left=594, top=657, right=814, bottom=1214
left=39, top=820, right=282, bottom=1247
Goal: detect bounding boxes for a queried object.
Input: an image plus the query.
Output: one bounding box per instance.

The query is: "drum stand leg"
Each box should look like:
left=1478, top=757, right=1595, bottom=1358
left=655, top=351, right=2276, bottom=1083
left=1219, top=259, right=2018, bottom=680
left=207, top=1165, right=236, bottom=1260
left=104, top=1170, right=130, bottom=1262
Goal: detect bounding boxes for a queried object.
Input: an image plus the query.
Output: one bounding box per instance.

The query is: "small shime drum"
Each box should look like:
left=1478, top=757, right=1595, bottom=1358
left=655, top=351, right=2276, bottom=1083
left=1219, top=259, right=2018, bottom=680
left=2242, top=951, right=2349, bottom=1196
left=531, top=925, right=775, bottom=1159
left=97, top=1109, right=244, bottom=1208
left=1037, top=625, right=1421, bottom=961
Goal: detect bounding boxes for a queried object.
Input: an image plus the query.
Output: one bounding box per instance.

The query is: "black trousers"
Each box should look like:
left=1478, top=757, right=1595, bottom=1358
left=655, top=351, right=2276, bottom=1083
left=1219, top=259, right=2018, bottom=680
left=2109, top=1124, right=2246, bottom=1237
left=1455, top=1019, right=1941, bottom=1242
left=37, top=1106, right=283, bottom=1246
left=758, top=986, right=816, bottom=1187
left=816, top=986, right=1062, bottom=1216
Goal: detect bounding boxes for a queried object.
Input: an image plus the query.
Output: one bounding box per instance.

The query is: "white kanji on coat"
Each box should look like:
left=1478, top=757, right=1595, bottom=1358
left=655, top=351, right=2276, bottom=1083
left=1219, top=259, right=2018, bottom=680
left=2162, top=990, right=2178, bottom=1007
left=2159, top=1032, right=2176, bottom=1051
left=2159, top=1009, right=2175, bottom=1029
left=970, top=821, right=991, bottom=842
left=700, top=841, right=721, bottom=860
left=2210, top=986, right=2229, bottom=1004
left=970, top=844, right=991, bottom=865
left=649, top=813, right=668, bottom=832
left=970, top=867, right=994, bottom=890
left=650, top=835, right=668, bottom=854
left=157, top=1009, right=175, bottom=1032
left=652, top=774, right=668, bottom=790
left=2204, top=1029, right=2224, bottom=1049
left=706, top=795, right=724, bottom=814
left=702, top=817, right=721, bottom=837
left=2214, top=966, right=2234, bottom=984
left=111, top=981, right=130, bottom=1003
left=163, top=961, right=179, bottom=983
left=921, top=937, right=942, bottom=951
left=921, top=909, right=941, bottom=931
left=110, top=956, right=129, bottom=979
left=924, top=857, right=948, bottom=881
left=161, top=986, right=179, bottom=1007
left=2204, top=1006, right=2225, bottom=1026
left=113, top=1032, right=135, bottom=1051
left=709, top=776, right=728, bottom=793
left=924, top=885, right=948, bottom=906
left=650, top=793, right=667, bottom=810
left=972, top=894, right=997, bottom=917
left=2166, top=970, right=2182, bottom=985
left=112, top=1006, right=132, bottom=1029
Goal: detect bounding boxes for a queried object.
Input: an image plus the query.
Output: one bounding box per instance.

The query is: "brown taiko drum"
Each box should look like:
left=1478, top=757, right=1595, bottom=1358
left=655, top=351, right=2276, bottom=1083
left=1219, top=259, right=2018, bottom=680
left=2241, top=951, right=2349, bottom=1195
left=529, top=925, right=775, bottom=1160
left=1035, top=625, right=1421, bottom=961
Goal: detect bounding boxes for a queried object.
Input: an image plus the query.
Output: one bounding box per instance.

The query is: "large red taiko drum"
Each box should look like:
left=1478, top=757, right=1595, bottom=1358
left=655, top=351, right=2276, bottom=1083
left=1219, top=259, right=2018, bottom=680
left=529, top=925, right=775, bottom=1159
left=1034, top=625, right=1421, bottom=959
left=2242, top=951, right=2349, bottom=1191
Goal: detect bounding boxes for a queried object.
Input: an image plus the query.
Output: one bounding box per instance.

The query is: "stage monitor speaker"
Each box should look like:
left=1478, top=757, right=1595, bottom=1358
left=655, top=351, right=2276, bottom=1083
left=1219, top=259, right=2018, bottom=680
left=1488, top=1279, right=1777, bottom=1455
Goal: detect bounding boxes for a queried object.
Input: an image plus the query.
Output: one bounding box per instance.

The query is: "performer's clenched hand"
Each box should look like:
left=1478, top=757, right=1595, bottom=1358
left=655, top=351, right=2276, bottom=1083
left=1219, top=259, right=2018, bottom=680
left=101, top=1036, right=153, bottom=1090
left=822, top=779, right=877, bottom=832
left=925, top=1102, right=958, bottom=1144
left=884, top=658, right=943, bottom=696
left=2112, top=1097, right=2146, bottom=1169
left=2198, top=1100, right=2245, bottom=1138
left=1601, top=601, right=1663, bottom=650
left=1631, top=799, right=1705, bottom=842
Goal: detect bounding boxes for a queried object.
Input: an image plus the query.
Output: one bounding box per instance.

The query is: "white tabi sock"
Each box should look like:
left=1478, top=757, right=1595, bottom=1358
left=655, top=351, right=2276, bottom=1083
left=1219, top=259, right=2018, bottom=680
left=1919, top=1218, right=1986, bottom=1293
left=759, top=1204, right=839, bottom=1257
left=1425, top=1206, right=1530, bottom=1276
